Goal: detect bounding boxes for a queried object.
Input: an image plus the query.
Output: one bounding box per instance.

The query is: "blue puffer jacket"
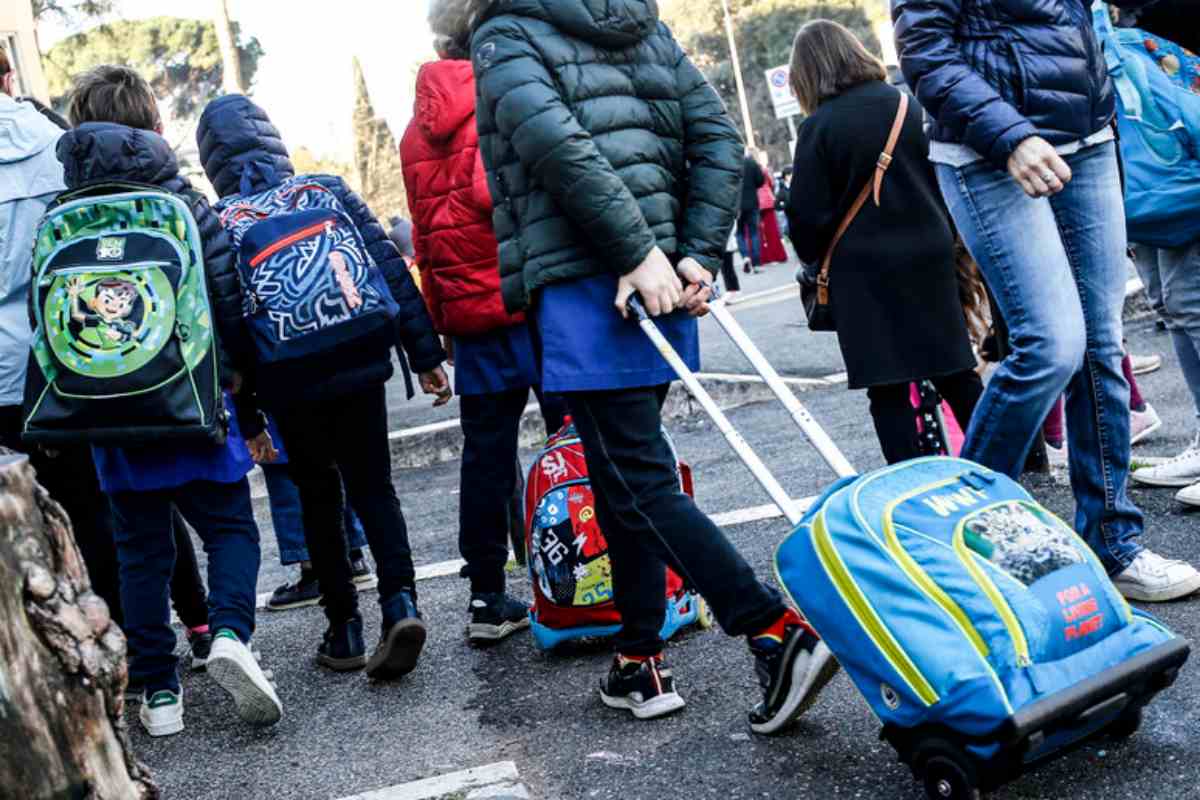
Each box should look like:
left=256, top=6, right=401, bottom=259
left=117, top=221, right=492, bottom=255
left=892, top=0, right=1153, bottom=168
left=196, top=95, right=445, bottom=409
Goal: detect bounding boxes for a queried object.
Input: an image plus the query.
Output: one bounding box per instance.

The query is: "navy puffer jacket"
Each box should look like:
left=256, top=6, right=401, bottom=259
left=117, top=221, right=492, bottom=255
left=196, top=95, right=445, bottom=408
left=892, top=0, right=1152, bottom=169
left=472, top=0, right=743, bottom=313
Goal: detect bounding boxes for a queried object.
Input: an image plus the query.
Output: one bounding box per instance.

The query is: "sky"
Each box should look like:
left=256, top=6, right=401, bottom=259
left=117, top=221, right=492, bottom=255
left=39, top=0, right=439, bottom=160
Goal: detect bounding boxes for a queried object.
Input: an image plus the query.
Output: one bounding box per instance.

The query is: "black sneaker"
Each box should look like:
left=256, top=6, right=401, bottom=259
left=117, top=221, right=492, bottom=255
left=599, top=655, right=686, bottom=720
left=187, top=629, right=213, bottom=671
left=267, top=570, right=321, bottom=611
left=316, top=614, right=367, bottom=671
left=467, top=592, right=530, bottom=646
left=350, top=550, right=378, bottom=589
left=748, top=618, right=839, bottom=735
left=366, top=589, right=426, bottom=680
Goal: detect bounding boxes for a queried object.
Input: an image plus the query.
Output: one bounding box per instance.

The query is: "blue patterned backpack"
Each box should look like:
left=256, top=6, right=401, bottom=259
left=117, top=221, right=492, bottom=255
left=217, top=177, right=398, bottom=365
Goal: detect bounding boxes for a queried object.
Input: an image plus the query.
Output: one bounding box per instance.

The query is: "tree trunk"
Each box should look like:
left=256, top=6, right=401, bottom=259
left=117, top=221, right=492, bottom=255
left=0, top=452, right=157, bottom=800
left=213, top=0, right=246, bottom=94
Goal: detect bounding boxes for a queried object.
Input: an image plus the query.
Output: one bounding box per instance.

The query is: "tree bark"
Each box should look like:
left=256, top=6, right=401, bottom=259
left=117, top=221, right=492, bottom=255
left=213, top=0, right=246, bottom=94
left=0, top=452, right=157, bottom=800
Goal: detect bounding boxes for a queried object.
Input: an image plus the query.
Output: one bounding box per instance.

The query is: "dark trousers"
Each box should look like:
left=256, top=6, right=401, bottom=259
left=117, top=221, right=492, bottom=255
left=274, top=384, right=414, bottom=625
left=719, top=251, right=742, bottom=293
left=866, top=370, right=984, bottom=465
left=460, top=386, right=566, bottom=594
left=110, top=479, right=259, bottom=692
left=564, top=384, right=786, bottom=657
left=169, top=507, right=211, bottom=630
left=737, top=207, right=762, bottom=266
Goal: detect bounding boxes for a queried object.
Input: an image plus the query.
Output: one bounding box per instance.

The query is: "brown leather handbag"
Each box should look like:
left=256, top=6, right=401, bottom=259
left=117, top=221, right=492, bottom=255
left=802, top=92, right=910, bottom=331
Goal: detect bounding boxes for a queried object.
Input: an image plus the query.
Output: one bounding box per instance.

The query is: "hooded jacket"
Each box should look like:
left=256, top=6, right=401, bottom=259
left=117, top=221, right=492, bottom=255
left=0, top=95, right=65, bottom=407
left=471, top=0, right=743, bottom=313
left=400, top=58, right=522, bottom=336
left=892, top=0, right=1154, bottom=169
left=55, top=123, right=255, bottom=387
left=196, top=95, right=445, bottom=407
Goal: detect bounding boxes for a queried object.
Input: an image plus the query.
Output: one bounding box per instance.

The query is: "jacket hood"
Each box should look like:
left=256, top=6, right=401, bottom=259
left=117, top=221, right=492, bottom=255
left=480, top=0, right=659, bottom=48
left=0, top=95, right=63, bottom=165
left=56, top=123, right=183, bottom=189
left=414, top=60, right=477, bottom=143
left=197, top=94, right=295, bottom=198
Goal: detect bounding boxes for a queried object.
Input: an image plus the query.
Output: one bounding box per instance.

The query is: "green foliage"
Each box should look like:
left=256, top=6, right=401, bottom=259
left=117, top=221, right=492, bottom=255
left=662, top=0, right=882, bottom=168
left=42, top=16, right=263, bottom=122
left=31, top=0, right=112, bottom=23
left=352, top=58, right=408, bottom=222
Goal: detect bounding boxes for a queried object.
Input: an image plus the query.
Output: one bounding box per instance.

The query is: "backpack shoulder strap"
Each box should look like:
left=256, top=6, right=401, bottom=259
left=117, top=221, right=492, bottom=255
left=816, top=93, right=909, bottom=303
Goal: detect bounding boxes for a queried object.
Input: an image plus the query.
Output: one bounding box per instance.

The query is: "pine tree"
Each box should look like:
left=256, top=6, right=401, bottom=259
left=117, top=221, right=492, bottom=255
left=352, top=57, right=408, bottom=221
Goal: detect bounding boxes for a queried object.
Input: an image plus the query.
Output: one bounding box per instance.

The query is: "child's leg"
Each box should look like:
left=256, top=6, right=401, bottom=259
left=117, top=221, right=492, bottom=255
left=109, top=489, right=180, bottom=693
left=1042, top=396, right=1066, bottom=449
left=866, top=383, right=922, bottom=464
left=564, top=386, right=785, bottom=638
left=261, top=463, right=309, bottom=567
left=1122, top=352, right=1146, bottom=412
left=169, top=507, right=209, bottom=631
left=174, top=480, right=260, bottom=643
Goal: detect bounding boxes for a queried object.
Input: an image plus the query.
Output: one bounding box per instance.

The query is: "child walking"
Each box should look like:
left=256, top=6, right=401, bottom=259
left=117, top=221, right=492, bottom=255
left=60, top=66, right=281, bottom=736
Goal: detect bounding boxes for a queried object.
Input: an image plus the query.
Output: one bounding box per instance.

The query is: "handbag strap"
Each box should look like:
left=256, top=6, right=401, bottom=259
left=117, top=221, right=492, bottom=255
left=817, top=92, right=910, bottom=302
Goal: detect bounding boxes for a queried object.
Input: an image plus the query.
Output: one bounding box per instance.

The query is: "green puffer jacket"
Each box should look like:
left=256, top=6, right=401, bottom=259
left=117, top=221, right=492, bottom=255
left=471, top=0, right=743, bottom=313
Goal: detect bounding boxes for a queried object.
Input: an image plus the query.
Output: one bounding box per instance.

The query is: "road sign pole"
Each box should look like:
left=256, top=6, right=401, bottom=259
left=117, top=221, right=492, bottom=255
left=786, top=114, right=798, bottom=157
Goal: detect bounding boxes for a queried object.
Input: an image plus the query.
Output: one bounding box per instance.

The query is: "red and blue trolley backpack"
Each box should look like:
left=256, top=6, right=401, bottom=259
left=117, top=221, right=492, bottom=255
left=524, top=418, right=711, bottom=650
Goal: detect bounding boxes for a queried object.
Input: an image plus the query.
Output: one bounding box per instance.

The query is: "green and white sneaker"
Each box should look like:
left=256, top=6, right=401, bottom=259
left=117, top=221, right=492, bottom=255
left=139, top=688, right=184, bottom=737
left=206, top=629, right=283, bottom=727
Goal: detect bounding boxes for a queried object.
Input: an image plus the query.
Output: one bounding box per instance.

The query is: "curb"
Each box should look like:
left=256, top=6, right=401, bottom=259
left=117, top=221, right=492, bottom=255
left=248, top=372, right=844, bottom=497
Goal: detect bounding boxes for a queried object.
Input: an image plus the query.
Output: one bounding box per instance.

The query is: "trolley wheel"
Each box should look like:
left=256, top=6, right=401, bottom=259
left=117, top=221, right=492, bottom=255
left=915, top=740, right=981, bottom=800
left=696, top=597, right=715, bottom=630
left=1107, top=705, right=1143, bottom=740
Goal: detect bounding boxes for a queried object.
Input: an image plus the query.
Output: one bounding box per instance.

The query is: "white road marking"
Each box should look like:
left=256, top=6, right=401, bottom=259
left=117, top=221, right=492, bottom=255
left=334, top=761, right=520, bottom=800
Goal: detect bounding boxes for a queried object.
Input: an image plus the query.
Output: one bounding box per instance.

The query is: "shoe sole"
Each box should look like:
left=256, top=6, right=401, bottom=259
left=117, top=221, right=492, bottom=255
left=1175, top=488, right=1200, bottom=507
left=366, top=619, right=427, bottom=680
left=352, top=574, right=379, bottom=589
left=265, top=596, right=322, bottom=612
left=751, top=642, right=840, bottom=736
left=1132, top=362, right=1162, bottom=376
left=1130, top=419, right=1163, bottom=446
left=600, top=689, right=686, bottom=720
left=207, top=643, right=283, bottom=727
left=467, top=617, right=531, bottom=646
left=191, top=655, right=208, bottom=671
left=316, top=652, right=367, bottom=672
left=1130, top=472, right=1198, bottom=489
left=1116, top=573, right=1200, bottom=603
left=139, top=706, right=184, bottom=737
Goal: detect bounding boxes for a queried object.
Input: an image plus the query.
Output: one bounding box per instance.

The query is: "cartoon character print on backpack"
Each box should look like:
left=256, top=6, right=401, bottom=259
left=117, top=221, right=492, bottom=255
left=530, top=484, right=612, bottom=608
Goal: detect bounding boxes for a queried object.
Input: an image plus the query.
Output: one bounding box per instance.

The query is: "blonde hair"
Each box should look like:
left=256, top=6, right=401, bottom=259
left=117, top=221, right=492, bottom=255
left=428, top=0, right=492, bottom=58
left=788, top=20, right=886, bottom=115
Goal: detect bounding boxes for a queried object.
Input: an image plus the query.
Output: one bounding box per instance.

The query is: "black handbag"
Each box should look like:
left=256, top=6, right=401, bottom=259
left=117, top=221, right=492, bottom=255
left=802, top=92, right=909, bottom=332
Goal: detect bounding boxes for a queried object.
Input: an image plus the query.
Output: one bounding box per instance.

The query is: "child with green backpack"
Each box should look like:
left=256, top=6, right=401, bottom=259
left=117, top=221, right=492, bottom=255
left=50, top=65, right=283, bottom=736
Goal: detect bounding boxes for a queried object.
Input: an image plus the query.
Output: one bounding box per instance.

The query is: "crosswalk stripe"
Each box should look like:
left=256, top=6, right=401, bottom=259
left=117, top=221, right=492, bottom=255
left=333, top=761, right=521, bottom=800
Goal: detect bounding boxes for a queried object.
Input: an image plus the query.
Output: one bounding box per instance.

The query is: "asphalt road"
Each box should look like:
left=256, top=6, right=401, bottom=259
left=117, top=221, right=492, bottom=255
left=133, top=292, right=1200, bottom=800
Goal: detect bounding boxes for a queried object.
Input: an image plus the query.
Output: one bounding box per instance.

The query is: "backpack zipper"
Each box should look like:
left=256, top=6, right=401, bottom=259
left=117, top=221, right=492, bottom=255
left=951, top=506, right=1033, bottom=667
left=249, top=220, right=334, bottom=268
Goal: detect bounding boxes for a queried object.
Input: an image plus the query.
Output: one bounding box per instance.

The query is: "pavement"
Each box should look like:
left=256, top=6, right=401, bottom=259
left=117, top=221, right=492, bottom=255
left=130, top=262, right=1200, bottom=800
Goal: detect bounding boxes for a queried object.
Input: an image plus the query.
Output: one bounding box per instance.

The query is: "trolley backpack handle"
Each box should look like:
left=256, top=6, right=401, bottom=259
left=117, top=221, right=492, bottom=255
left=626, top=293, right=856, bottom=528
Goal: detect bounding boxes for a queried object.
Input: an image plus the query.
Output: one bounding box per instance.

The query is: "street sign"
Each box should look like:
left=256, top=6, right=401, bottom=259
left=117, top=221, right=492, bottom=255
left=765, top=64, right=801, bottom=120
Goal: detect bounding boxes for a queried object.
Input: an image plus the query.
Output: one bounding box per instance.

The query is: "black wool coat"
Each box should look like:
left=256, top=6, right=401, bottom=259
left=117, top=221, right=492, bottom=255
left=786, top=81, right=976, bottom=390
left=471, top=0, right=743, bottom=313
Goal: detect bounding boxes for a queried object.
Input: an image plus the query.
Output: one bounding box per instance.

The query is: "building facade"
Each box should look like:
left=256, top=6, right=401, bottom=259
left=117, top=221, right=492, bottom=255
left=0, top=2, right=49, bottom=102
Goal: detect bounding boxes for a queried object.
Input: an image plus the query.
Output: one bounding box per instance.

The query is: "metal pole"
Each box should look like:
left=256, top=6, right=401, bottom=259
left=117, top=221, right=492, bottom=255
left=721, top=0, right=758, bottom=151
left=786, top=114, right=798, bottom=156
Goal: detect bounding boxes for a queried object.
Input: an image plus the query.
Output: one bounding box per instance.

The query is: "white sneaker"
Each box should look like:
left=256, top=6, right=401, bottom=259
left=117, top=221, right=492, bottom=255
left=1130, top=353, right=1163, bottom=376
left=139, top=688, right=184, bottom=737
left=1046, top=442, right=1069, bottom=468
left=206, top=630, right=283, bottom=727
left=1130, top=403, right=1163, bottom=446
left=1113, top=550, right=1200, bottom=602
left=1175, top=480, right=1200, bottom=507
left=1130, top=433, right=1200, bottom=487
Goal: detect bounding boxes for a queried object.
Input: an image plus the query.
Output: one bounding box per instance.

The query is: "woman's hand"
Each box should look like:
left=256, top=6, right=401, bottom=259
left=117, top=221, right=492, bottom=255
left=1007, top=137, right=1072, bottom=199
left=615, top=246, right=683, bottom=318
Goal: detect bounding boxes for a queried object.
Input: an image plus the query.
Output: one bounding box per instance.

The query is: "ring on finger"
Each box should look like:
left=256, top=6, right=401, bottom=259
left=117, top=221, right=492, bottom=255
left=1040, top=171, right=1056, bottom=183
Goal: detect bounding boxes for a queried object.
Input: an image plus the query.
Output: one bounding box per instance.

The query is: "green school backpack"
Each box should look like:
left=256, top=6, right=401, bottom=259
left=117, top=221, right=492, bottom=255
left=21, top=182, right=227, bottom=446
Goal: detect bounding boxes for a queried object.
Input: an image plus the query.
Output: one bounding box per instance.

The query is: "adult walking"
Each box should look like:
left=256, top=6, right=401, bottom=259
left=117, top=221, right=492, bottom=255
left=401, top=2, right=566, bottom=646
left=785, top=21, right=982, bottom=465
left=893, top=0, right=1200, bottom=600
left=737, top=149, right=765, bottom=271
left=756, top=154, right=787, bottom=265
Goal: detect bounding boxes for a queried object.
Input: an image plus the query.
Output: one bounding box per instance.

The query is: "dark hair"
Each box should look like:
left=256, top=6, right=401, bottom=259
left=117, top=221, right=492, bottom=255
left=954, top=237, right=990, bottom=348
left=0, top=45, right=11, bottom=79
left=67, top=65, right=161, bottom=130
left=788, top=20, right=887, bottom=115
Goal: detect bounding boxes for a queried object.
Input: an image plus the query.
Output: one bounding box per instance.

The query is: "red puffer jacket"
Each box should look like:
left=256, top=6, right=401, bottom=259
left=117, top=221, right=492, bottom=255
left=400, top=59, right=522, bottom=335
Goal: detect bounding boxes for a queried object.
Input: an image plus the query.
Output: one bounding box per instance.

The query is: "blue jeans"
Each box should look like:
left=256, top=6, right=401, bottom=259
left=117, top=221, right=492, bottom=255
left=261, top=463, right=366, bottom=566
left=1132, top=243, right=1200, bottom=424
left=111, top=479, right=260, bottom=692
left=937, top=141, right=1143, bottom=573
left=737, top=207, right=762, bottom=266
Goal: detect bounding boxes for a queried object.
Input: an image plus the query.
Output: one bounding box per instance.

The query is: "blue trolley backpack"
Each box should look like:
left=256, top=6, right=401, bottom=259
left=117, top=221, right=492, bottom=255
left=216, top=176, right=398, bottom=376
left=22, top=182, right=225, bottom=445
left=625, top=294, right=1190, bottom=800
